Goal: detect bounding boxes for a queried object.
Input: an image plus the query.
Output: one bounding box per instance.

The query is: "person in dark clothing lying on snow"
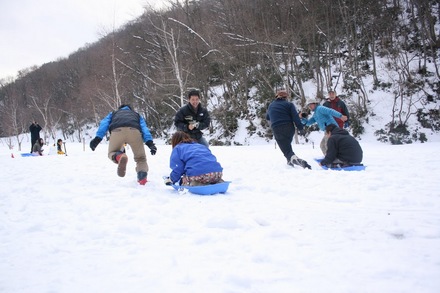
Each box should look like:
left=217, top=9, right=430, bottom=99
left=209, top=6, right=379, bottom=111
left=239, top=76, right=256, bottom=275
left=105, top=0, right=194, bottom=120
left=320, top=124, right=363, bottom=168
left=163, top=131, right=223, bottom=186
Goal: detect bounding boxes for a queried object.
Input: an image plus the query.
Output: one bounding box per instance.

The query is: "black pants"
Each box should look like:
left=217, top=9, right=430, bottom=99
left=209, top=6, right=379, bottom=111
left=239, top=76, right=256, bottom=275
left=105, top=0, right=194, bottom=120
left=272, top=123, right=295, bottom=162
left=30, top=136, right=39, bottom=153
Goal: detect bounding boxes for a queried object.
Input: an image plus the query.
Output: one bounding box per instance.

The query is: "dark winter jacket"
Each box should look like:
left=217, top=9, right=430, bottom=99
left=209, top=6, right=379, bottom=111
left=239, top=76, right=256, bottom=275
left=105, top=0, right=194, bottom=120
left=29, top=123, right=42, bottom=140
left=323, top=97, right=349, bottom=128
left=320, top=128, right=363, bottom=166
left=266, top=98, right=303, bottom=130
left=169, top=142, right=223, bottom=184
left=174, top=104, right=210, bottom=140
left=95, top=106, right=153, bottom=142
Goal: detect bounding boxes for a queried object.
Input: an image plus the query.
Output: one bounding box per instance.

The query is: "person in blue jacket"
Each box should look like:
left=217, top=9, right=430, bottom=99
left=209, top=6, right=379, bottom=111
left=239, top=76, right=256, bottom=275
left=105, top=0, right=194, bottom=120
left=164, top=131, right=223, bottom=186
left=89, top=104, right=157, bottom=185
left=266, top=90, right=311, bottom=169
left=301, top=98, right=348, bottom=155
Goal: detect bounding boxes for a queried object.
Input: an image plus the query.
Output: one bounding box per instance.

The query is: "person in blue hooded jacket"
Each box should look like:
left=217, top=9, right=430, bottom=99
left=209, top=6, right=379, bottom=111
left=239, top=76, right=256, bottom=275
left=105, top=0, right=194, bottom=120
left=301, top=98, right=348, bottom=155
left=164, top=131, right=223, bottom=186
left=89, top=104, right=157, bottom=185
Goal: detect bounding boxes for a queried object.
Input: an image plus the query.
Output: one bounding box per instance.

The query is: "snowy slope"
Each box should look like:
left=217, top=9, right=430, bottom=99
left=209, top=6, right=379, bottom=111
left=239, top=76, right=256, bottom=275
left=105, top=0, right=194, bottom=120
left=1, top=138, right=439, bottom=293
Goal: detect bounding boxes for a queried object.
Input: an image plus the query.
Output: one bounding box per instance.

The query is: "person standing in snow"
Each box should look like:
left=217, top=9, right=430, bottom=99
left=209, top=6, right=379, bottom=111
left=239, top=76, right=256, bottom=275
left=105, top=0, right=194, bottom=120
left=319, top=124, right=363, bottom=167
left=323, top=90, right=349, bottom=129
left=163, top=131, right=223, bottom=186
left=301, top=98, right=348, bottom=155
left=174, top=89, right=211, bottom=148
left=89, top=104, right=157, bottom=185
left=266, top=90, right=311, bottom=169
left=32, top=138, right=45, bottom=156
left=29, top=121, right=42, bottom=153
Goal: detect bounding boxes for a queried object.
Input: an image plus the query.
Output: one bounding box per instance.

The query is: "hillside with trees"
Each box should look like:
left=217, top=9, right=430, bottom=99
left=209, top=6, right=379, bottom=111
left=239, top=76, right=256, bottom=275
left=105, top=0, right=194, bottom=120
left=1, top=0, right=439, bottom=148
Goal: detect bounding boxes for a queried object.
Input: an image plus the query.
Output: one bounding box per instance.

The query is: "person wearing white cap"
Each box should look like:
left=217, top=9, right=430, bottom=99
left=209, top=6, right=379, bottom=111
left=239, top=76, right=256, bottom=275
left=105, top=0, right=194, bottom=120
left=301, top=98, right=348, bottom=155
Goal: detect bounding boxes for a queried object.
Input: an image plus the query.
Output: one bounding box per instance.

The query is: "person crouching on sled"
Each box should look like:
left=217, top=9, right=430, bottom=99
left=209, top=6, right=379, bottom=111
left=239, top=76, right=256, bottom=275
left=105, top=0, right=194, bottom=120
left=164, top=131, right=223, bottom=186
left=89, top=104, right=157, bottom=185
left=57, top=139, right=65, bottom=155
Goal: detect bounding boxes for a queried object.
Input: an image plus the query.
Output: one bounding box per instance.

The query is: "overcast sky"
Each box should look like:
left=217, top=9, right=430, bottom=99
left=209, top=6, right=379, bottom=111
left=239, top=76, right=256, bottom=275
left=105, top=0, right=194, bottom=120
left=0, top=0, right=166, bottom=80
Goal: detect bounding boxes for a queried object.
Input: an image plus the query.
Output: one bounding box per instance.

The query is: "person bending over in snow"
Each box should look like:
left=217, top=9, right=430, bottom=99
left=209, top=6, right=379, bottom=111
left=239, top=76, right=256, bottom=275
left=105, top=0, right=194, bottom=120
left=301, top=98, right=348, bottom=155
left=320, top=124, right=363, bottom=168
left=89, top=104, right=157, bottom=185
left=266, top=90, right=311, bottom=169
left=163, top=131, right=223, bottom=186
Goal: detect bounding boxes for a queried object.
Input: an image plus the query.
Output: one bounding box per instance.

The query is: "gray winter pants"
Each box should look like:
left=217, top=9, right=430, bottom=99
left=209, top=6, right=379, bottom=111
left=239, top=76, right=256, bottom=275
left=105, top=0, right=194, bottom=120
left=320, top=134, right=329, bottom=156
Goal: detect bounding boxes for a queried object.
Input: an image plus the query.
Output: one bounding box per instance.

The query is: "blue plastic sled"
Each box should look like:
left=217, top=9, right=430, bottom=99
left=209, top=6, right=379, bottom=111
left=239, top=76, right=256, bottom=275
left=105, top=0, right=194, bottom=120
left=20, top=153, right=35, bottom=157
left=314, top=158, right=366, bottom=171
left=171, top=181, right=231, bottom=195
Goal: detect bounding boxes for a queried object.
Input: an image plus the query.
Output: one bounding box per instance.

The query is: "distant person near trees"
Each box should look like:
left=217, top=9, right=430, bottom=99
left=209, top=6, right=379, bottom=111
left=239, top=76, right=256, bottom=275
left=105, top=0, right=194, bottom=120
left=29, top=121, right=42, bottom=153
left=174, top=89, right=211, bottom=148
left=323, top=90, right=349, bottom=128
left=89, top=104, right=157, bottom=185
left=266, top=90, right=311, bottom=169
left=319, top=124, right=363, bottom=168
left=301, top=98, right=348, bottom=155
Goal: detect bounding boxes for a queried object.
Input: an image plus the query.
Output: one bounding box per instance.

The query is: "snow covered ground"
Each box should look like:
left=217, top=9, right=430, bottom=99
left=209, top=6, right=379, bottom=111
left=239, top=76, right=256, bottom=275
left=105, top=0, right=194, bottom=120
left=1, top=133, right=440, bottom=293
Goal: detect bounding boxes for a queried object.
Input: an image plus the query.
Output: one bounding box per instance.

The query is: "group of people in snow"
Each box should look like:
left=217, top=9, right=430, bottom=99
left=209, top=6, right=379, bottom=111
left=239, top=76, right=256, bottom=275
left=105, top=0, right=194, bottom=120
left=29, top=122, right=66, bottom=156
left=266, top=89, right=363, bottom=169
left=30, top=88, right=363, bottom=186
left=89, top=89, right=222, bottom=186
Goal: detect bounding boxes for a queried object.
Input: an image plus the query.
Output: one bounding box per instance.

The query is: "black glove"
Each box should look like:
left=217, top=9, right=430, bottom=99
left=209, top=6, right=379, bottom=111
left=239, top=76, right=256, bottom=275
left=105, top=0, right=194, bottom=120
left=146, top=140, right=157, bottom=155
left=300, top=112, right=308, bottom=118
left=163, top=177, right=172, bottom=186
left=90, top=137, right=102, bottom=151
left=298, top=129, right=306, bottom=136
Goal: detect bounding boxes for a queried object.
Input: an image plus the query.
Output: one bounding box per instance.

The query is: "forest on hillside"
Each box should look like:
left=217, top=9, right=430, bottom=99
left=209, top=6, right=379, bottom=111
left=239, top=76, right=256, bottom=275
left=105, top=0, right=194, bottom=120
left=0, top=0, right=439, bottom=147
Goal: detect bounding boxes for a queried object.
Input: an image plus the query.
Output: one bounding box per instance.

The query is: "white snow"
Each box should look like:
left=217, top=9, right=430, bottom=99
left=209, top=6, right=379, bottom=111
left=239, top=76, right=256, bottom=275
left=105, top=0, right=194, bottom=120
left=1, top=134, right=440, bottom=293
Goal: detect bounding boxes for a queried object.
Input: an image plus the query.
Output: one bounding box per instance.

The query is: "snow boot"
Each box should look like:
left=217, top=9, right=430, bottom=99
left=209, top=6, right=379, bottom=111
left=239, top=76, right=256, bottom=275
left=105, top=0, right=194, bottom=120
left=137, top=171, right=148, bottom=185
left=288, top=155, right=312, bottom=169
left=114, top=152, right=128, bottom=177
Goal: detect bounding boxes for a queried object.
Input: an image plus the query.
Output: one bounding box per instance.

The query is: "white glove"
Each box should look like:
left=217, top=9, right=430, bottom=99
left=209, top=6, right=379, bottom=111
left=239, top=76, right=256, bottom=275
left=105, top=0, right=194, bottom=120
left=164, top=177, right=172, bottom=186
left=190, top=121, right=200, bottom=129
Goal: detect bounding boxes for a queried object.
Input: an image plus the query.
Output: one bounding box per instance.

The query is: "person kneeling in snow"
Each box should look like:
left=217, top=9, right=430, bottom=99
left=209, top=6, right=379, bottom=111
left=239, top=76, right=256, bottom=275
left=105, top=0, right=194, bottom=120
left=164, top=131, right=223, bottom=186
left=320, top=124, right=363, bottom=168
left=32, top=138, right=45, bottom=156
left=89, top=104, right=157, bottom=185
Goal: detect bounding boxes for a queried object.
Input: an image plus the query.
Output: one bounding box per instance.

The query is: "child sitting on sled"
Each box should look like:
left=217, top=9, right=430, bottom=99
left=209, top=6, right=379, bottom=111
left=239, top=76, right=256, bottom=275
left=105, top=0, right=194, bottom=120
left=164, top=131, right=224, bottom=186
left=57, top=139, right=65, bottom=155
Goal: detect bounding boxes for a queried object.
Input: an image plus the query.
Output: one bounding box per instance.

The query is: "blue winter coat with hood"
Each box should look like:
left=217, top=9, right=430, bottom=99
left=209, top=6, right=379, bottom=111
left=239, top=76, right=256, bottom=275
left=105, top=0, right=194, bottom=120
left=169, top=142, right=223, bottom=184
